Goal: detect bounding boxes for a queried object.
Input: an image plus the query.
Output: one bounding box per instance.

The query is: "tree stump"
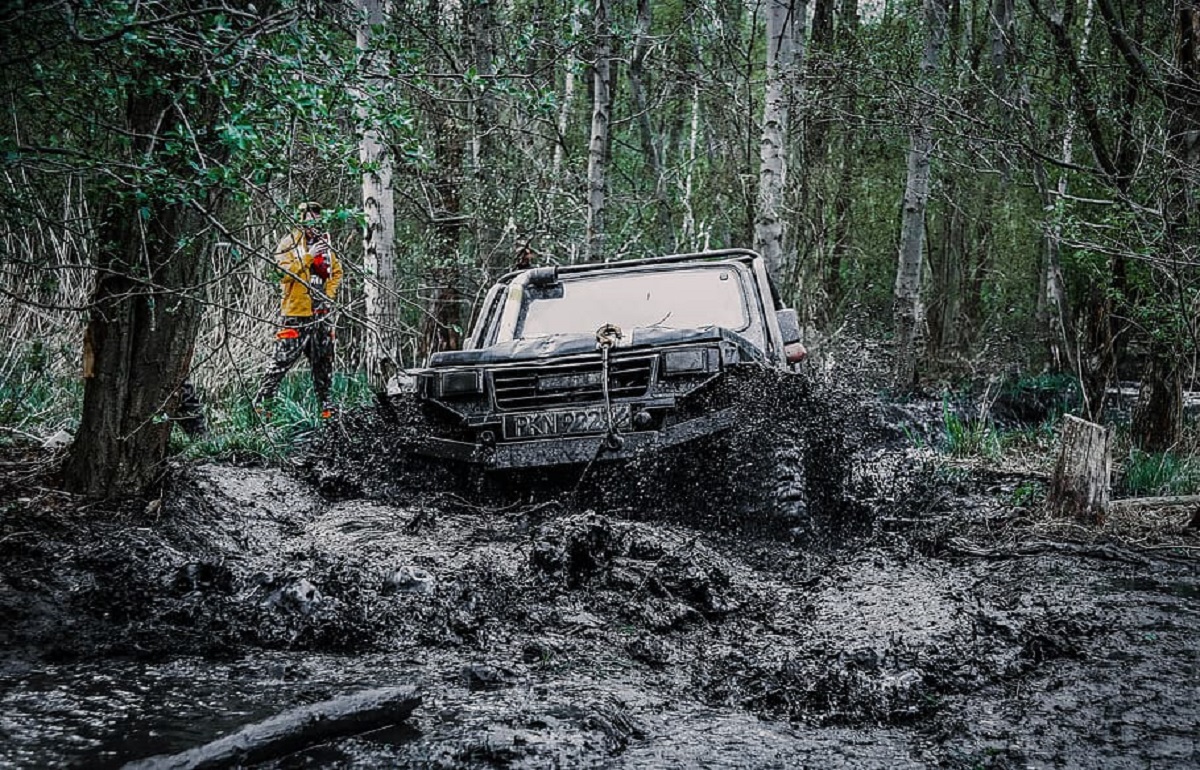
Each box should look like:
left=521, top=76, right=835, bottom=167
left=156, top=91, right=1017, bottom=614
left=1049, top=415, right=1110, bottom=524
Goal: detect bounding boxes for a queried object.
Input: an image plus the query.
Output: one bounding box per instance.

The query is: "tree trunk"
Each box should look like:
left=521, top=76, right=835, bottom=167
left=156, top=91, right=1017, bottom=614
left=629, top=0, right=673, bottom=252
left=420, top=115, right=465, bottom=357
left=680, top=76, right=702, bottom=249
left=1132, top=1, right=1200, bottom=451
left=1032, top=0, right=1124, bottom=420
left=586, top=0, right=613, bottom=262
left=928, top=176, right=963, bottom=357
left=892, top=0, right=948, bottom=390
left=1049, top=415, right=1111, bottom=525
left=1028, top=0, right=1094, bottom=374
left=824, top=0, right=860, bottom=320
left=753, top=0, right=803, bottom=281
left=1131, top=351, right=1184, bottom=452
left=552, top=1, right=582, bottom=184
left=989, top=0, right=1015, bottom=103
left=357, top=0, right=399, bottom=386
left=466, top=0, right=503, bottom=268
left=62, top=89, right=213, bottom=499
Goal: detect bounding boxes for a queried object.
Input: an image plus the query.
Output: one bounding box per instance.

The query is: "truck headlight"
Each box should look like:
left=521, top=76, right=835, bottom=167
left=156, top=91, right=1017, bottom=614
left=423, top=369, right=485, bottom=397
left=660, top=348, right=718, bottom=376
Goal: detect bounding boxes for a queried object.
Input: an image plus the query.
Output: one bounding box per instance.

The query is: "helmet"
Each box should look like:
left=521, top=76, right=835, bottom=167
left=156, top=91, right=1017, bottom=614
left=297, top=201, right=323, bottom=216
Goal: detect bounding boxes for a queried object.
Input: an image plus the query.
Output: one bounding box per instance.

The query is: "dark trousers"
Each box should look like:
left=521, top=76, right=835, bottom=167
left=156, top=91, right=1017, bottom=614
left=177, top=382, right=207, bottom=436
left=255, top=315, right=334, bottom=406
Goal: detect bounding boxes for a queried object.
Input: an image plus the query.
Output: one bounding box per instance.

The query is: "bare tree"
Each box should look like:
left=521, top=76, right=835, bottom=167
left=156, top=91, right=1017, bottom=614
left=586, top=0, right=614, bottom=262
left=553, top=2, right=583, bottom=184
left=893, top=0, right=949, bottom=389
left=1031, top=0, right=1094, bottom=375
left=1131, top=0, right=1200, bottom=451
left=825, top=0, right=860, bottom=318
left=629, top=0, right=674, bottom=251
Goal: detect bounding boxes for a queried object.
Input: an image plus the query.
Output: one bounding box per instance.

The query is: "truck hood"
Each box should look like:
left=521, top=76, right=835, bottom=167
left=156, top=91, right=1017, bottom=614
left=428, top=326, right=762, bottom=367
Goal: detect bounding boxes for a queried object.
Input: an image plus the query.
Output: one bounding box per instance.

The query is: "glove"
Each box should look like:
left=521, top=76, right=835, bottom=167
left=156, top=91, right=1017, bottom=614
left=311, top=254, right=330, bottom=280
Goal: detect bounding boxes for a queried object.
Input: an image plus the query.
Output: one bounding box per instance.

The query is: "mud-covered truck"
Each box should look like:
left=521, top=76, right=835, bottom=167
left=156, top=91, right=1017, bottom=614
left=389, top=249, right=808, bottom=472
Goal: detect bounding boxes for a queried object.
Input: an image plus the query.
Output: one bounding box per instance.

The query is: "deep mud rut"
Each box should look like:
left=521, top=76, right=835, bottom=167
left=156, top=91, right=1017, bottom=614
left=1, top=389, right=1198, bottom=768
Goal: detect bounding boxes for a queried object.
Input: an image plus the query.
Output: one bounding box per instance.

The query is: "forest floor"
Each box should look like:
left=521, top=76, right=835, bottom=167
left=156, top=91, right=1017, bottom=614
left=0, top=384, right=1198, bottom=769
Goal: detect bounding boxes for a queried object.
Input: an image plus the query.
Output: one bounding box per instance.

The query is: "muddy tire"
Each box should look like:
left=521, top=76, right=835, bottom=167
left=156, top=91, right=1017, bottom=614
left=723, top=395, right=812, bottom=541
left=627, top=367, right=813, bottom=540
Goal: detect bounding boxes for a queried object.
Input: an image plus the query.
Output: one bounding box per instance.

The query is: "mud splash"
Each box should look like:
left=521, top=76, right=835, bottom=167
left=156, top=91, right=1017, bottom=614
left=1, top=377, right=1198, bottom=768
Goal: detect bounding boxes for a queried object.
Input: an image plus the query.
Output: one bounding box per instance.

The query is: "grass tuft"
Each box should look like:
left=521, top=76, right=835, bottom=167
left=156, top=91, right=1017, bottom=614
left=1118, top=449, right=1200, bottom=497
left=941, top=398, right=1001, bottom=459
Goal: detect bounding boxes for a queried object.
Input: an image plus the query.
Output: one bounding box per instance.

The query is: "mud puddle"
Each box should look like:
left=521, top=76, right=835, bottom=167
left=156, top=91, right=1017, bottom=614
left=1, top=386, right=1198, bottom=768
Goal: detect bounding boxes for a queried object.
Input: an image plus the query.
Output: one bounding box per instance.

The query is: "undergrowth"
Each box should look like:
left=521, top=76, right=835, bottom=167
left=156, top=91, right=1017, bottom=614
left=938, top=396, right=1057, bottom=461
left=1117, top=448, right=1200, bottom=497
left=0, top=341, right=80, bottom=447
left=172, top=371, right=376, bottom=463
left=1, top=349, right=376, bottom=467
left=935, top=373, right=1200, bottom=498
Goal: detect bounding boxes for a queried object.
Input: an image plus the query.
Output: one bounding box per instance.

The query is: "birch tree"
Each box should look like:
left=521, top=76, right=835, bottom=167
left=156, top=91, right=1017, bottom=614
left=754, top=0, right=804, bottom=280
left=553, top=2, right=582, bottom=183
left=892, top=0, right=949, bottom=389
left=1031, top=0, right=1094, bottom=375
left=356, top=0, right=398, bottom=387
left=826, top=0, right=860, bottom=317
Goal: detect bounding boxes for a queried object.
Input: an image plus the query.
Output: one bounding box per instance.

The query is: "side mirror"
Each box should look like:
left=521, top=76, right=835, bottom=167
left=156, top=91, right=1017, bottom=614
left=775, top=308, right=802, bottom=344
left=776, top=308, right=806, bottom=363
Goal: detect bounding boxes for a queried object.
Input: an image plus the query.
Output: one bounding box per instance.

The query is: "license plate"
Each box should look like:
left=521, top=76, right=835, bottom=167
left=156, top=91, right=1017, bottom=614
left=503, top=405, right=631, bottom=439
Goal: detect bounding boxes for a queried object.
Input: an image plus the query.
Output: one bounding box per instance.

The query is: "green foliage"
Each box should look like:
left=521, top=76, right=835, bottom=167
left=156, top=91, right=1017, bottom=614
left=995, top=419, right=1060, bottom=454
left=0, top=344, right=80, bottom=445
left=941, top=398, right=1001, bottom=459
left=173, top=371, right=376, bottom=464
left=1009, top=481, right=1046, bottom=510
left=1119, top=449, right=1200, bottom=498
left=997, top=373, right=1080, bottom=426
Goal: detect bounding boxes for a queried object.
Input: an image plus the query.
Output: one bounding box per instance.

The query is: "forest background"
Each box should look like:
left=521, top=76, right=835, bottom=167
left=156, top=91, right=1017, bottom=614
left=0, top=0, right=1197, bottom=499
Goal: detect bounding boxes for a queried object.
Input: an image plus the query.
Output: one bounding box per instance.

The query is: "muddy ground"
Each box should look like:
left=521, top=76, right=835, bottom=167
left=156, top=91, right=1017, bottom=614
left=0, top=381, right=1197, bottom=769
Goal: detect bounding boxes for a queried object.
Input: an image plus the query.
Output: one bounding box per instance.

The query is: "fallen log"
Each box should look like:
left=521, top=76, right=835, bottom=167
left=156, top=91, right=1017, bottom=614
left=122, top=685, right=421, bottom=770
left=945, top=537, right=1150, bottom=565
left=1107, top=494, right=1200, bottom=513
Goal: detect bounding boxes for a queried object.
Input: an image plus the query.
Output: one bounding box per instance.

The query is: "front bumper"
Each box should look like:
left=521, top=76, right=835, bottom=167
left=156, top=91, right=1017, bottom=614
left=415, top=407, right=737, bottom=470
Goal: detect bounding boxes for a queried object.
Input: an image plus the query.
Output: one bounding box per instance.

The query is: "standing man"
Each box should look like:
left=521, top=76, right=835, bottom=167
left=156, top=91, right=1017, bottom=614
left=254, top=201, right=344, bottom=419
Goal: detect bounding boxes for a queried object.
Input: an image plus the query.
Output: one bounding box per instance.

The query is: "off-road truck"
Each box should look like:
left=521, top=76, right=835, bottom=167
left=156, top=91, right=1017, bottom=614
left=388, top=249, right=808, bottom=473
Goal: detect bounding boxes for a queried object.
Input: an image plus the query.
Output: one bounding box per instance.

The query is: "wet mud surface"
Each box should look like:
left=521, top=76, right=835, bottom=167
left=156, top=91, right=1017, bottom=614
left=1, top=382, right=1198, bottom=768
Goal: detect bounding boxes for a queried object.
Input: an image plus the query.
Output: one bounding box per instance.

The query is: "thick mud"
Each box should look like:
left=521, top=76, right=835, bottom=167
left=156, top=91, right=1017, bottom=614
left=1, top=378, right=1197, bottom=768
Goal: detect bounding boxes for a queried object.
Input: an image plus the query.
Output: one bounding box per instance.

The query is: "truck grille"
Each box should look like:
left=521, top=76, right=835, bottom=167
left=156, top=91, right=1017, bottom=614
left=492, top=355, right=654, bottom=410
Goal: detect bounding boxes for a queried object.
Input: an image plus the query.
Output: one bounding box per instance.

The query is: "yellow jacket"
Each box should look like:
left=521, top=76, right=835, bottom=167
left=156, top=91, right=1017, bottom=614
left=275, top=229, right=343, bottom=317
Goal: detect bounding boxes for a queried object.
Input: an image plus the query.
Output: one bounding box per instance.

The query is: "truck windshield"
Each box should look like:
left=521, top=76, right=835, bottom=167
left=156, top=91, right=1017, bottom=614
left=515, top=266, right=750, bottom=339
